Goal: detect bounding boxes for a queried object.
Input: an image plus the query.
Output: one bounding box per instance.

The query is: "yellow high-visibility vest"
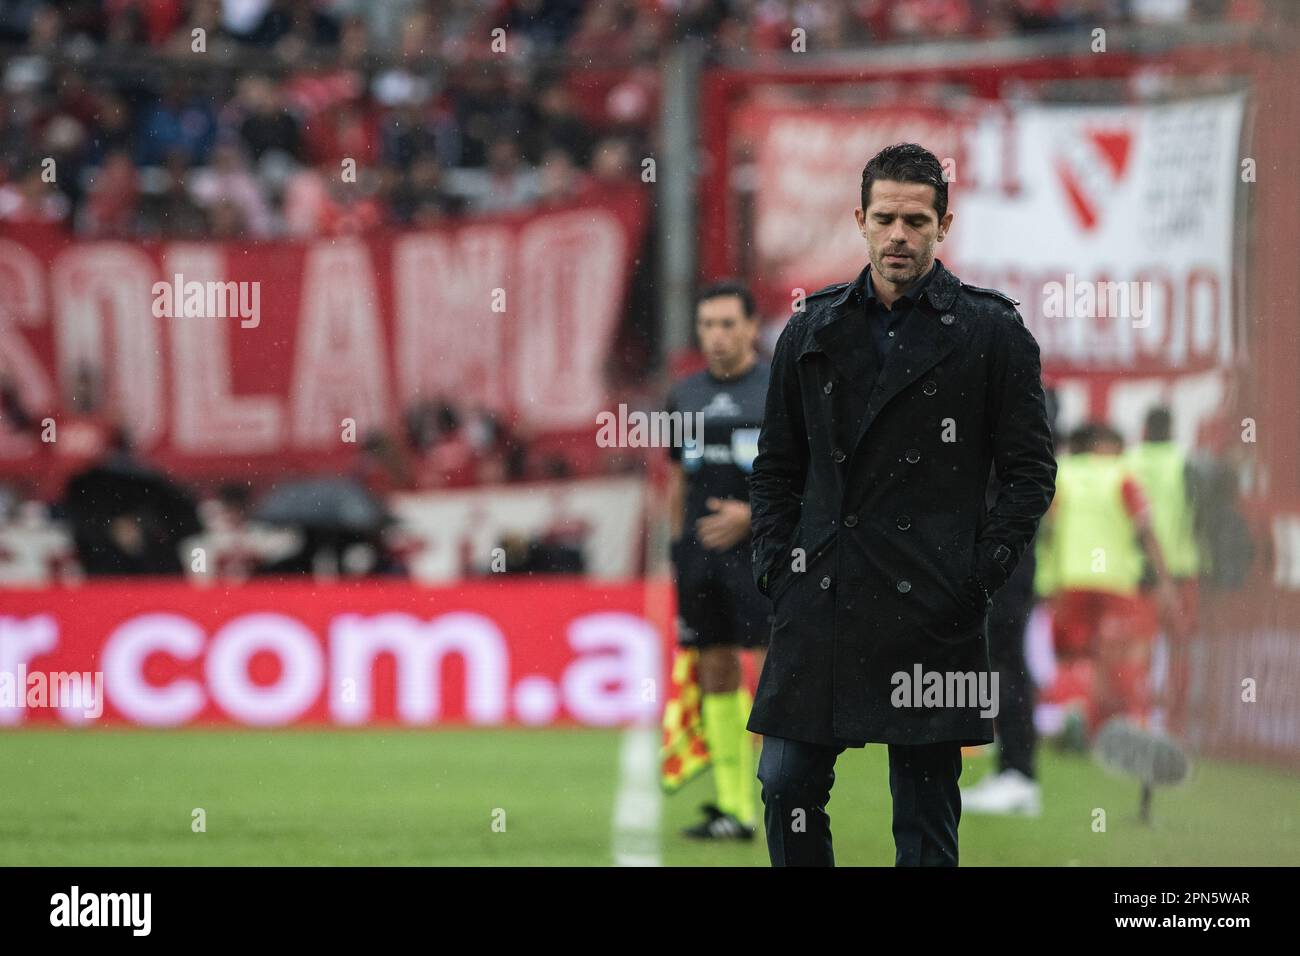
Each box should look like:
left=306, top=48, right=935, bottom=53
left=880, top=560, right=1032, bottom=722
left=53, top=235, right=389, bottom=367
left=1123, top=441, right=1200, bottom=579
left=1034, top=515, right=1059, bottom=599
left=1051, top=452, right=1146, bottom=596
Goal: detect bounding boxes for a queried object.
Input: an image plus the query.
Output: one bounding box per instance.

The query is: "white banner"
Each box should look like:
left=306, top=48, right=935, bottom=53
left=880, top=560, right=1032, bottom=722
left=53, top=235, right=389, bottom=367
left=391, top=476, right=646, bottom=582
left=954, top=93, right=1246, bottom=374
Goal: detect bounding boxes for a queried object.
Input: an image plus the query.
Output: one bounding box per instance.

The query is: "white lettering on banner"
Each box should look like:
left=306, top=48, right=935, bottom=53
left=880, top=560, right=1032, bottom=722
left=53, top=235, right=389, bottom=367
left=329, top=611, right=507, bottom=725
left=0, top=614, right=58, bottom=725
left=960, top=265, right=1229, bottom=370
left=290, top=240, right=391, bottom=447
left=393, top=228, right=511, bottom=408
left=0, top=318, right=50, bottom=460
left=562, top=612, right=660, bottom=726
left=7, top=606, right=661, bottom=726
left=0, top=240, right=55, bottom=460
left=166, top=246, right=282, bottom=453
left=953, top=94, right=1245, bottom=377
left=0, top=237, right=48, bottom=320
left=101, top=613, right=205, bottom=725
left=516, top=210, right=627, bottom=428
left=206, top=613, right=325, bottom=725
left=0, top=197, right=643, bottom=469
left=50, top=244, right=165, bottom=447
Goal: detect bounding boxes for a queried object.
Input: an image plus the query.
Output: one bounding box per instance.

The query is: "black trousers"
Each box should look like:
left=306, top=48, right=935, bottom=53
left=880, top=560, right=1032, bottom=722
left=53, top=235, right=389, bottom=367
left=757, top=735, right=963, bottom=866
left=988, top=548, right=1038, bottom=779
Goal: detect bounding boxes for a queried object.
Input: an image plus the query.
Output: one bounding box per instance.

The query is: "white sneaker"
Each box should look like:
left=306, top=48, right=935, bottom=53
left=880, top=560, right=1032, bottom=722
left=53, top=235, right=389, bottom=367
left=961, top=769, right=1042, bottom=817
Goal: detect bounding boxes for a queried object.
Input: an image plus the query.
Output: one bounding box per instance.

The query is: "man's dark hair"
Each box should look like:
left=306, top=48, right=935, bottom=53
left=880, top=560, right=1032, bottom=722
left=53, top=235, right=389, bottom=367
left=1069, top=423, right=1096, bottom=452
left=861, top=143, right=948, bottom=221
left=1074, top=422, right=1124, bottom=453
left=695, top=279, right=756, bottom=320
left=1144, top=406, right=1173, bottom=442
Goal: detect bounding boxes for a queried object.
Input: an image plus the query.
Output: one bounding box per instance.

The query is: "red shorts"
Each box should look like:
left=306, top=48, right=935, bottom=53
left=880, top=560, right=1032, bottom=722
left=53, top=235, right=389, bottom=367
left=1052, top=589, right=1154, bottom=657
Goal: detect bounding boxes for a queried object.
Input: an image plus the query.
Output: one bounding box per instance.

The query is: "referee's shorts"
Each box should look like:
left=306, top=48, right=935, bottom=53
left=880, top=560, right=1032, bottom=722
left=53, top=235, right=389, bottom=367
left=672, top=538, right=771, bottom=649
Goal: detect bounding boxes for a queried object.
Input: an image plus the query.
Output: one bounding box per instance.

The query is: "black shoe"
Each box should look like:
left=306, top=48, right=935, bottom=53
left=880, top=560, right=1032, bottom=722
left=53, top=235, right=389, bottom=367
left=681, top=803, right=756, bottom=841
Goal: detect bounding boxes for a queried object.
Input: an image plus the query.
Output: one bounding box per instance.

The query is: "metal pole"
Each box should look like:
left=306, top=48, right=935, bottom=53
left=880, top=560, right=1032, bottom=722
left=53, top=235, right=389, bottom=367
left=657, top=38, right=705, bottom=361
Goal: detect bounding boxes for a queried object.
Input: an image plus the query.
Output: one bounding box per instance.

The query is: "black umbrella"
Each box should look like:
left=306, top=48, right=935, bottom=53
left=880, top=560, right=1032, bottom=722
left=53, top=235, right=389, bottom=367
left=253, top=477, right=391, bottom=533
left=62, top=458, right=202, bottom=575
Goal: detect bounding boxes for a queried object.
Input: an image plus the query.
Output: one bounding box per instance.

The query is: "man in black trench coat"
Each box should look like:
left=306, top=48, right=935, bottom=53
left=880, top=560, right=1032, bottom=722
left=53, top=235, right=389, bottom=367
left=747, top=143, right=1056, bottom=866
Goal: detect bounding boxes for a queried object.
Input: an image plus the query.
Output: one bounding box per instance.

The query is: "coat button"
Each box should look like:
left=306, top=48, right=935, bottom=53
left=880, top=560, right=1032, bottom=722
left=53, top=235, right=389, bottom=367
left=895, top=515, right=911, bottom=530
left=824, top=381, right=834, bottom=395
left=832, top=449, right=846, bottom=463
left=820, top=576, right=831, bottom=590
left=940, top=313, right=955, bottom=325
left=922, top=381, right=937, bottom=396
left=896, top=579, right=912, bottom=593
left=904, top=448, right=920, bottom=463
left=843, top=514, right=858, bottom=528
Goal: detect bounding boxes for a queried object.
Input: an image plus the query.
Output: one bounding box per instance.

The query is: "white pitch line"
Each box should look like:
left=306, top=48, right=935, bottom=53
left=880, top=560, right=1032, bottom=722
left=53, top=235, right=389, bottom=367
left=612, top=724, right=662, bottom=867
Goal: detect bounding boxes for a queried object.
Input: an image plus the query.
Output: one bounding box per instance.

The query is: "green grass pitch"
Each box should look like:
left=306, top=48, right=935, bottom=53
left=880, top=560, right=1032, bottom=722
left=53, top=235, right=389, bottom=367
left=1, top=728, right=1296, bottom=866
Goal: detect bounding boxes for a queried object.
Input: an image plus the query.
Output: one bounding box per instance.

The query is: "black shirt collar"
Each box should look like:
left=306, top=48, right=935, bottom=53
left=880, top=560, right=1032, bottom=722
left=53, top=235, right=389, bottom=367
left=865, top=259, right=938, bottom=309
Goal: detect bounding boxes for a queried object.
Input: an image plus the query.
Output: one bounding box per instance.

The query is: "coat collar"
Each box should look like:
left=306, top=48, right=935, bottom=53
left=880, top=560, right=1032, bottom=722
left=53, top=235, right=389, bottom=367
left=823, top=256, right=960, bottom=318
left=806, top=257, right=964, bottom=455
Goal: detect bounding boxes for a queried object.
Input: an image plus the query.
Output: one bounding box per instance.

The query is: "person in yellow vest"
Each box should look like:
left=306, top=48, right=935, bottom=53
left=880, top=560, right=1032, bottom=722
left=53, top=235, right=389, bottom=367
left=1036, top=423, right=1183, bottom=739
left=1123, top=406, right=1200, bottom=735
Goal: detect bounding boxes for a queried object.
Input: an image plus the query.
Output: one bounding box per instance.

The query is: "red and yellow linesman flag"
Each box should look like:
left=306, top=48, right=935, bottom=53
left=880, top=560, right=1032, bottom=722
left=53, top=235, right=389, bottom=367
left=660, top=647, right=711, bottom=792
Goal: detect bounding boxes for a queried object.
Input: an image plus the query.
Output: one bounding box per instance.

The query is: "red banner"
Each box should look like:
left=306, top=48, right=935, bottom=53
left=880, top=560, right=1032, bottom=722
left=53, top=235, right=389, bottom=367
left=0, top=579, right=671, bottom=728
left=0, top=187, right=648, bottom=485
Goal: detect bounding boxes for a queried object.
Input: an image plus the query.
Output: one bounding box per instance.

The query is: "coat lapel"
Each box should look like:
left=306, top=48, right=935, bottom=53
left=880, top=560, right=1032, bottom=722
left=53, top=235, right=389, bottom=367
left=807, top=259, right=964, bottom=455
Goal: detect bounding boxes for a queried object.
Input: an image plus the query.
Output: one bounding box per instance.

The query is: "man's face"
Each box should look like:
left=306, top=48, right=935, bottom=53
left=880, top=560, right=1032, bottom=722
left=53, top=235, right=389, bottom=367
left=696, top=295, right=758, bottom=370
left=855, top=180, right=954, bottom=288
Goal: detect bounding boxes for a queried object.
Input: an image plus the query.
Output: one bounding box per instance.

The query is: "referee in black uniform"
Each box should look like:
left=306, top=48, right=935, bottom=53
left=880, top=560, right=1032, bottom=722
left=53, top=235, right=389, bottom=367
left=667, top=281, right=771, bottom=840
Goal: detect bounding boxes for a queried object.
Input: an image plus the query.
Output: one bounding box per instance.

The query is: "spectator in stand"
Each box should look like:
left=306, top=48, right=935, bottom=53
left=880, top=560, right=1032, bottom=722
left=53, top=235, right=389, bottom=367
left=37, top=111, right=90, bottom=212
left=241, top=0, right=341, bottom=51
left=568, top=0, right=662, bottom=60
left=188, top=142, right=275, bottom=237
left=525, top=82, right=596, bottom=166
left=135, top=76, right=218, bottom=168
left=0, top=160, right=70, bottom=225
left=136, top=150, right=209, bottom=238
left=283, top=159, right=387, bottom=236
left=389, top=154, right=465, bottom=226
left=78, top=148, right=139, bottom=237
left=409, top=402, right=479, bottom=489
left=351, top=429, right=411, bottom=498
left=84, top=88, right=134, bottom=167
left=444, top=136, right=541, bottom=214
left=497, top=0, right=585, bottom=54
left=537, top=146, right=590, bottom=206
left=234, top=74, right=304, bottom=164
left=159, top=0, right=237, bottom=57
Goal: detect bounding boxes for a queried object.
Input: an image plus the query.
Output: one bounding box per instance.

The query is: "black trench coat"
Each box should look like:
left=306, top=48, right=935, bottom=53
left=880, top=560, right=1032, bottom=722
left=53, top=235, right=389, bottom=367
left=748, top=258, right=1056, bottom=747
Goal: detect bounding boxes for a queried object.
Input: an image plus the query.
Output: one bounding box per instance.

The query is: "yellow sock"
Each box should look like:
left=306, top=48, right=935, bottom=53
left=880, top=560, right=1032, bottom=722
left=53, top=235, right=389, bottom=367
left=734, top=687, right=756, bottom=826
left=702, top=691, right=744, bottom=820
